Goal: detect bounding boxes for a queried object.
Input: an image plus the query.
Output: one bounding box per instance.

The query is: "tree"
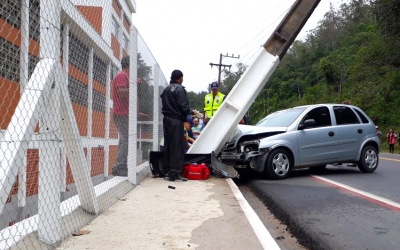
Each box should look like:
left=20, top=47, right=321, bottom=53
left=185, top=0, right=400, bottom=139
left=137, top=53, right=152, bottom=84
left=220, top=63, right=247, bottom=95
left=186, top=63, right=247, bottom=114
left=137, top=53, right=153, bottom=120
left=187, top=91, right=207, bottom=112
left=249, top=0, right=400, bottom=129
left=371, top=0, right=400, bottom=37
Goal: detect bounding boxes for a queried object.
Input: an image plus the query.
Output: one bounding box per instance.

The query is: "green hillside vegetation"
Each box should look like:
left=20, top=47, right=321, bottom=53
left=188, top=0, right=400, bottom=151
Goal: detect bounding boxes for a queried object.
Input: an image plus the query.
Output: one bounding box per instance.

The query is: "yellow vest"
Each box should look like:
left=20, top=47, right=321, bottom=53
left=204, top=92, right=225, bottom=118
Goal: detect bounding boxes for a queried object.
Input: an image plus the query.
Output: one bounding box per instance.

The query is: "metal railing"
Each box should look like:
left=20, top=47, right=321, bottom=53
left=0, top=0, right=167, bottom=248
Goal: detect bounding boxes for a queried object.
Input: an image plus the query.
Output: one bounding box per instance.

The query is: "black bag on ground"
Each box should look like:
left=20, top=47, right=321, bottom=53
left=149, top=151, right=166, bottom=177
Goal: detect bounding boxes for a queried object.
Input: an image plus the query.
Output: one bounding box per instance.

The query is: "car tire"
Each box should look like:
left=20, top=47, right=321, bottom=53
left=265, top=148, right=293, bottom=180
left=358, top=145, right=379, bottom=173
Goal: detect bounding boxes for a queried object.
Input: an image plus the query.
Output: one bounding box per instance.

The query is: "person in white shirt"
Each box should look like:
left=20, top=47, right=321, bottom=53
left=191, top=117, right=203, bottom=139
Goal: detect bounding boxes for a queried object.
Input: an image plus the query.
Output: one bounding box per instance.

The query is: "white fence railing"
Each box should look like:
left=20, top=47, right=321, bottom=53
left=0, top=0, right=166, bottom=248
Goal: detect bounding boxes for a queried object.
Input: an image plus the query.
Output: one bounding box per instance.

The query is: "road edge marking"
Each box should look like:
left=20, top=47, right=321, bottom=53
left=226, top=178, right=281, bottom=250
left=380, top=157, right=400, bottom=162
left=311, top=175, right=400, bottom=212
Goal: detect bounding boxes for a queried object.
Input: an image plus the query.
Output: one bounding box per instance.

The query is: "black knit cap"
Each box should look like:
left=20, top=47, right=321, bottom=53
left=170, top=70, right=183, bottom=81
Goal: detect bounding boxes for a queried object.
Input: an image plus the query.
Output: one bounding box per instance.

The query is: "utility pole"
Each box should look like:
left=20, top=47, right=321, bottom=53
left=339, top=65, right=344, bottom=103
left=210, top=53, right=240, bottom=85
left=295, top=75, right=300, bottom=102
left=339, top=70, right=342, bottom=103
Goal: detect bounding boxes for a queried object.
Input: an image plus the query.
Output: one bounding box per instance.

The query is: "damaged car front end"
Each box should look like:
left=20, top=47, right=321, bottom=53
left=220, top=106, right=308, bottom=178
left=220, top=125, right=287, bottom=172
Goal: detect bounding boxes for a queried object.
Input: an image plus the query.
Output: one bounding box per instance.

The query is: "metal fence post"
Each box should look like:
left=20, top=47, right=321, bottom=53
left=60, top=23, right=70, bottom=197
left=153, top=64, right=160, bottom=151
left=87, top=48, right=94, bottom=173
left=38, top=0, right=62, bottom=245
left=17, top=0, right=30, bottom=220
left=104, top=63, right=111, bottom=179
left=127, top=25, right=138, bottom=184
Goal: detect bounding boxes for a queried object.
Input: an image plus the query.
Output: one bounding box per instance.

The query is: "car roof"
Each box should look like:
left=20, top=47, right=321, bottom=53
left=272, top=103, right=361, bottom=114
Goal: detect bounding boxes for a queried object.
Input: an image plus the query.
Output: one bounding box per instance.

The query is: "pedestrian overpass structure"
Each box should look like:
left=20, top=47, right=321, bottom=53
left=0, top=0, right=320, bottom=248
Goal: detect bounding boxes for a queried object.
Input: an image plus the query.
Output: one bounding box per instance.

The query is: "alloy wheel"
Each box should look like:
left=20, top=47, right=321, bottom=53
left=364, top=149, right=378, bottom=169
left=272, top=153, right=290, bottom=176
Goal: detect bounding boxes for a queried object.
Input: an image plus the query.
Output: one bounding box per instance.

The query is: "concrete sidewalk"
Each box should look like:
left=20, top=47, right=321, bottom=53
left=57, top=177, right=278, bottom=250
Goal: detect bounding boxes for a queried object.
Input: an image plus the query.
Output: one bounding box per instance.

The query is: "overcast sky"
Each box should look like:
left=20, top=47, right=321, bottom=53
left=132, top=0, right=336, bottom=93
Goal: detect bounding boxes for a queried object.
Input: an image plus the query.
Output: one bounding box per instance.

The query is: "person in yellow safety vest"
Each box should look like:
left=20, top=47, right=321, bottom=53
left=204, top=81, right=225, bottom=119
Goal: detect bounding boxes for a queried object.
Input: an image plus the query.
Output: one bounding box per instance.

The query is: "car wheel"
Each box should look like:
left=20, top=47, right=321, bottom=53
left=358, top=146, right=379, bottom=173
left=265, top=149, right=293, bottom=180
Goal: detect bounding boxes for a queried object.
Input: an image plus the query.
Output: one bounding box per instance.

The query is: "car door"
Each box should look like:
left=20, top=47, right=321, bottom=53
left=297, top=106, right=338, bottom=164
left=332, top=106, right=365, bottom=159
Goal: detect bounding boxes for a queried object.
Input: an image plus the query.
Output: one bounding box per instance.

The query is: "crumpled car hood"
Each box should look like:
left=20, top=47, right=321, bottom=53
left=226, top=125, right=287, bottom=148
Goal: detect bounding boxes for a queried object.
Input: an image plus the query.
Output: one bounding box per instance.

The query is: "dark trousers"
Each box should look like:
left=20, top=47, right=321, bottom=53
left=163, top=116, right=184, bottom=175
left=389, top=144, right=395, bottom=153
left=114, top=114, right=129, bottom=171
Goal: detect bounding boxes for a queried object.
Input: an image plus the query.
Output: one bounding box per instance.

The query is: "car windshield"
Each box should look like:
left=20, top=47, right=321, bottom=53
left=256, top=108, right=306, bottom=127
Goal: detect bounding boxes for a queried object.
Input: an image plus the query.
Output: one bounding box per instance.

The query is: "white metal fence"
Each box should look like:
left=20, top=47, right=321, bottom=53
left=0, top=0, right=167, bottom=248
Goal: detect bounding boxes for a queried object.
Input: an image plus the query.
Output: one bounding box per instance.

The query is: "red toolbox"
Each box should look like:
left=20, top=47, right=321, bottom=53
left=183, top=163, right=210, bottom=180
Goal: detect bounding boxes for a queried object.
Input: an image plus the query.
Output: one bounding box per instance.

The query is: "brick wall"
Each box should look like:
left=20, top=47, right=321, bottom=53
left=76, top=6, right=103, bottom=35
left=112, top=0, right=122, bottom=17
left=123, top=14, right=131, bottom=34
left=111, top=34, right=120, bottom=60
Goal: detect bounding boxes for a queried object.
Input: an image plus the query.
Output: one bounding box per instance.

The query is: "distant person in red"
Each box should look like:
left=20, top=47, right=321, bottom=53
left=111, top=56, right=146, bottom=176
left=111, top=56, right=130, bottom=176
left=387, top=128, right=397, bottom=154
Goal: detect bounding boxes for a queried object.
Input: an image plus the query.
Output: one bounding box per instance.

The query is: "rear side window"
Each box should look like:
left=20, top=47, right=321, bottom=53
left=354, top=109, right=369, bottom=124
left=333, top=106, right=359, bottom=125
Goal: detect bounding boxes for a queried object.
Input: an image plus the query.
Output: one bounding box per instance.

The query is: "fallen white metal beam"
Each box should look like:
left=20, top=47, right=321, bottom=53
left=188, top=49, right=280, bottom=154
left=188, top=0, right=321, bottom=156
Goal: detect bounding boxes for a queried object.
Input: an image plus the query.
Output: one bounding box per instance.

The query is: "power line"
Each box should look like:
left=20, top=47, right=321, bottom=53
left=209, top=53, right=240, bottom=85
left=231, top=7, right=290, bottom=59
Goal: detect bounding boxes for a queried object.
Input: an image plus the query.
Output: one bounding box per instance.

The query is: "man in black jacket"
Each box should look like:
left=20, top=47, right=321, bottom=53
left=160, top=70, right=191, bottom=181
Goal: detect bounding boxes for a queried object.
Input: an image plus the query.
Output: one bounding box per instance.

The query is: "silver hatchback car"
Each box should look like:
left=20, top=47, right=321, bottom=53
left=221, top=104, right=380, bottom=179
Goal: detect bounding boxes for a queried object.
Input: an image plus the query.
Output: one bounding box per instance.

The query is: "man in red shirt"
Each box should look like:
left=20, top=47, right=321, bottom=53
left=111, top=56, right=131, bottom=177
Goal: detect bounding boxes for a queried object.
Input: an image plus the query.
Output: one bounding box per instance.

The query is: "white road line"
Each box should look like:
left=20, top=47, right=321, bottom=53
left=311, top=175, right=400, bottom=209
left=226, top=179, right=281, bottom=250
left=380, top=157, right=400, bottom=162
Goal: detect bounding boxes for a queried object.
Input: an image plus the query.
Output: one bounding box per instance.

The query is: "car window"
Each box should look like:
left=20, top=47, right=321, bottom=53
left=333, top=106, right=360, bottom=125
left=256, top=107, right=306, bottom=127
left=300, top=107, right=332, bottom=128
left=354, top=109, right=369, bottom=124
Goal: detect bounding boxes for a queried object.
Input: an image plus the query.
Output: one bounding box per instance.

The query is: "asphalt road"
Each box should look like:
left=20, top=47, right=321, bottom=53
left=238, top=153, right=400, bottom=250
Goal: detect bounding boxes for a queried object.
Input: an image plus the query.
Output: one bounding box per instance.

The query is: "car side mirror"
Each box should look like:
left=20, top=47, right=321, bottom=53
left=299, top=119, right=316, bottom=130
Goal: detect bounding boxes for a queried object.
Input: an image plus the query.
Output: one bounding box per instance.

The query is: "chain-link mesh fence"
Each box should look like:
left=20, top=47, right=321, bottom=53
left=0, top=0, right=166, bottom=248
left=137, top=32, right=167, bottom=175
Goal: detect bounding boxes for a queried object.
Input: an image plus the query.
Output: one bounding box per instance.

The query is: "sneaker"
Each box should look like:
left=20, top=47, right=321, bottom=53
left=157, top=168, right=170, bottom=178
left=165, top=174, right=187, bottom=182
left=153, top=171, right=167, bottom=178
